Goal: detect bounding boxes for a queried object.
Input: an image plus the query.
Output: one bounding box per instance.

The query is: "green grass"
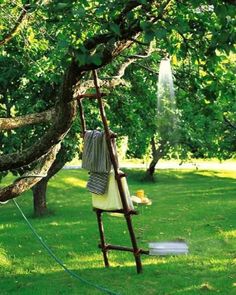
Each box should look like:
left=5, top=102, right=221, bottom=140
left=1, top=169, right=236, bottom=295
left=68, top=157, right=236, bottom=166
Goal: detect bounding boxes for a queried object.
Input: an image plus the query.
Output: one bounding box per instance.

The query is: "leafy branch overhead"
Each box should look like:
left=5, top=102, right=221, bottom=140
left=0, top=1, right=30, bottom=46
left=0, top=0, right=235, bottom=200
left=0, top=0, right=172, bottom=200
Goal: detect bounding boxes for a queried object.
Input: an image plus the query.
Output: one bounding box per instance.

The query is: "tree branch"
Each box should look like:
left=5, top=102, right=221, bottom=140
left=0, top=108, right=56, bottom=131
left=0, top=2, right=30, bottom=46
left=0, top=143, right=60, bottom=202
left=83, top=0, right=147, bottom=51
left=76, top=43, right=155, bottom=94
left=133, top=62, right=158, bottom=75
left=0, top=59, right=79, bottom=172
left=77, top=0, right=171, bottom=73
left=130, top=38, right=149, bottom=46
left=0, top=0, right=172, bottom=172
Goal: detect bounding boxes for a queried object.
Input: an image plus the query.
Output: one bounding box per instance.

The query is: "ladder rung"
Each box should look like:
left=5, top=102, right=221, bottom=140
left=98, top=244, right=149, bottom=255
left=93, top=208, right=138, bottom=215
left=115, top=172, right=126, bottom=179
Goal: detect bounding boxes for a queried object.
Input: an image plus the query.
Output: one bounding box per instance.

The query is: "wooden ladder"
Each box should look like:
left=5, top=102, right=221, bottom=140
left=78, top=70, right=148, bottom=273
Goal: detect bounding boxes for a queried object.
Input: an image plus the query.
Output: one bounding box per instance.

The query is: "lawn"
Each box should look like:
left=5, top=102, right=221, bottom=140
left=0, top=169, right=236, bottom=295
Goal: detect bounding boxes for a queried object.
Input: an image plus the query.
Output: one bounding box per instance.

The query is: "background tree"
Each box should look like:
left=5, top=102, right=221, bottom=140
left=108, top=1, right=236, bottom=178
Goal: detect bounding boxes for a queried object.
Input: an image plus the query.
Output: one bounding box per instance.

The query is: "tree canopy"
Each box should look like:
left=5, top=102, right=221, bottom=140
left=0, top=0, right=235, bottom=202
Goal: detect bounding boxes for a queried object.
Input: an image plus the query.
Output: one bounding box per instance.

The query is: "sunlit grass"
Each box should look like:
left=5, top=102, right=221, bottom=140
left=0, top=169, right=236, bottom=294
left=220, top=229, right=236, bottom=239
left=195, top=170, right=236, bottom=179
left=63, top=176, right=87, bottom=188
left=0, top=248, right=11, bottom=268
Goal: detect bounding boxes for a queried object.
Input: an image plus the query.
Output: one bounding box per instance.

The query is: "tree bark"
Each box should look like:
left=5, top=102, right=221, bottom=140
left=0, top=2, right=30, bottom=46
left=0, top=108, right=56, bottom=130
left=32, top=178, right=48, bottom=217
left=0, top=60, right=79, bottom=172
left=145, top=137, right=166, bottom=181
left=31, top=145, right=67, bottom=216
left=0, top=144, right=60, bottom=202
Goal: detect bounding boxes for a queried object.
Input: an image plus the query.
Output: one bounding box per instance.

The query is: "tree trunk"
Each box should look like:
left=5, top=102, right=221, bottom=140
left=32, top=178, right=48, bottom=216
left=0, top=144, right=60, bottom=203
left=146, top=158, right=160, bottom=178
left=144, top=137, right=166, bottom=181
left=31, top=145, right=67, bottom=217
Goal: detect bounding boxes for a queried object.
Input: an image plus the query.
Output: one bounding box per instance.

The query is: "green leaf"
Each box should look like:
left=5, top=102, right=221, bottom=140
left=57, top=3, right=69, bottom=10
left=76, top=54, right=87, bottom=65
left=144, top=30, right=155, bottom=43
left=138, top=0, right=147, bottom=4
left=96, top=5, right=107, bottom=15
left=76, top=7, right=86, bottom=17
left=110, top=23, right=121, bottom=36
left=155, top=28, right=167, bottom=39
left=90, top=54, right=102, bottom=66
left=140, top=20, right=152, bottom=30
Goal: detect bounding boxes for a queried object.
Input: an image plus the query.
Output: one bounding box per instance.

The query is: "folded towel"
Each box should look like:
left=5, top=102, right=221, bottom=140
left=82, top=130, right=111, bottom=195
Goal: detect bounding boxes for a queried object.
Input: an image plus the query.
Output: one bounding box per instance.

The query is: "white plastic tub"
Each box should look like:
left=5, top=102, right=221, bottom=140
left=149, top=241, right=188, bottom=256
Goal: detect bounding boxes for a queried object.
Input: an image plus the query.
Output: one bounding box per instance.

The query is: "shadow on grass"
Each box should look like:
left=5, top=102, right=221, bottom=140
left=1, top=255, right=236, bottom=295
left=1, top=169, right=236, bottom=294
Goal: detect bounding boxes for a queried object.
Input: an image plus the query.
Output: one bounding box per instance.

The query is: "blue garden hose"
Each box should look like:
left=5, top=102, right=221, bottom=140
left=12, top=198, right=120, bottom=295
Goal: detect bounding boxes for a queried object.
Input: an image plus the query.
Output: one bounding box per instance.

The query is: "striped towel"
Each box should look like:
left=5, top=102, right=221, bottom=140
left=87, top=172, right=109, bottom=195
left=82, top=130, right=111, bottom=195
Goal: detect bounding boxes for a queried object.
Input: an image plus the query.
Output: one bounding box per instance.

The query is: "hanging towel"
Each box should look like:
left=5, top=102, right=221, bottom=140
left=92, top=170, right=134, bottom=211
left=87, top=172, right=109, bottom=195
left=82, top=130, right=111, bottom=195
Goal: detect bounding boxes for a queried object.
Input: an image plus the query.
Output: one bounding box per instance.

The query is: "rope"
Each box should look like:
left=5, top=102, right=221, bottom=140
left=12, top=199, right=120, bottom=295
